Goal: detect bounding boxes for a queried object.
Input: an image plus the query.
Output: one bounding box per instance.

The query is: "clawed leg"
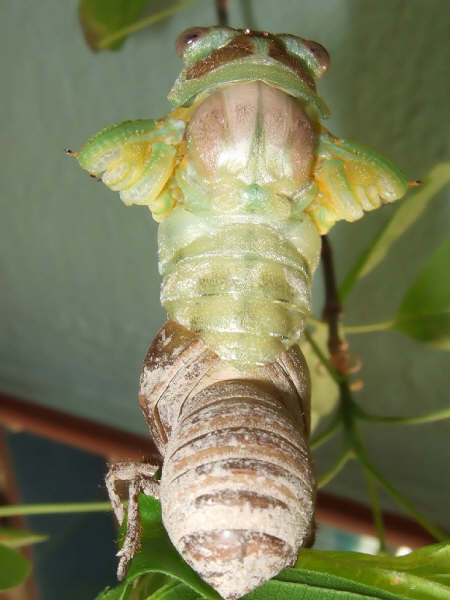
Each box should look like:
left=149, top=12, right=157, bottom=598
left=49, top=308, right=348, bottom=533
left=105, top=461, right=160, bottom=580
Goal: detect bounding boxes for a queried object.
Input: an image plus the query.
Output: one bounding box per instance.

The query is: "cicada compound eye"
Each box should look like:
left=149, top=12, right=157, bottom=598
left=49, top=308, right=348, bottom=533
left=175, top=27, right=209, bottom=58
left=303, top=39, right=330, bottom=74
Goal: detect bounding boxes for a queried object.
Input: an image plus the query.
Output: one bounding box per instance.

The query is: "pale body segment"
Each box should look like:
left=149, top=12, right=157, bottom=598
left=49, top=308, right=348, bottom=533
left=75, top=25, right=408, bottom=600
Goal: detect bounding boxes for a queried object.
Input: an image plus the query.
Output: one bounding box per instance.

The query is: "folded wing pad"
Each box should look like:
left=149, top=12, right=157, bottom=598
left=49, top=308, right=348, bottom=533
left=77, top=116, right=186, bottom=221
left=309, top=132, right=408, bottom=233
left=77, top=119, right=407, bottom=231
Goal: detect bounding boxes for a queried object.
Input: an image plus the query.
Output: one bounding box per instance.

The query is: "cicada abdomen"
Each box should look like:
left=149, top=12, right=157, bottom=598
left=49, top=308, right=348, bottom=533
left=139, top=320, right=315, bottom=600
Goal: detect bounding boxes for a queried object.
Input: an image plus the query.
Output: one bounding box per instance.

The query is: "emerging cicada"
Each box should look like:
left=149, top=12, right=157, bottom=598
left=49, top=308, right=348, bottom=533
left=72, top=26, right=408, bottom=600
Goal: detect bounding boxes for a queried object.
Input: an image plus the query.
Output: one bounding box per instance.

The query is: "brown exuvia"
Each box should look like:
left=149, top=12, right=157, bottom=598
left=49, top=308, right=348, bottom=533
left=106, top=321, right=315, bottom=600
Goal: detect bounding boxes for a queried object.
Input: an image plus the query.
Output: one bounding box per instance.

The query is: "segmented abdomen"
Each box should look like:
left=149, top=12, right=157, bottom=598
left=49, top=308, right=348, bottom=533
left=159, top=218, right=313, bottom=370
left=139, top=321, right=315, bottom=600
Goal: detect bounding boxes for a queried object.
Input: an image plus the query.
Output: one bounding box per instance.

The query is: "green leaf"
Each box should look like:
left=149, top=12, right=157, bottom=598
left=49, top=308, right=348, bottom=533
left=0, top=527, right=48, bottom=548
left=0, top=543, right=31, bottom=590
left=248, top=570, right=409, bottom=599
left=94, top=581, right=130, bottom=600
left=79, top=0, right=149, bottom=51
left=145, top=580, right=201, bottom=599
left=393, top=236, right=450, bottom=349
left=129, top=573, right=176, bottom=599
left=339, top=163, right=450, bottom=300
left=301, top=322, right=339, bottom=432
left=94, top=576, right=199, bottom=600
left=290, top=542, right=450, bottom=600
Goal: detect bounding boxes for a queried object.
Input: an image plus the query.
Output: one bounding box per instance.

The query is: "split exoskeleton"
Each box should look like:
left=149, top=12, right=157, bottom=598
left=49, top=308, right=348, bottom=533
left=75, top=26, right=408, bottom=600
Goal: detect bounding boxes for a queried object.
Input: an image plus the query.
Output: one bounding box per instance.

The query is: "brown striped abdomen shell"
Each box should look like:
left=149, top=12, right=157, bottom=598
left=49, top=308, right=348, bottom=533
left=139, top=321, right=315, bottom=599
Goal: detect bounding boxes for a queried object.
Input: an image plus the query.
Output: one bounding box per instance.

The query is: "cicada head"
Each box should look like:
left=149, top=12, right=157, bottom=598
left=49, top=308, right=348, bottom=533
left=168, top=26, right=330, bottom=119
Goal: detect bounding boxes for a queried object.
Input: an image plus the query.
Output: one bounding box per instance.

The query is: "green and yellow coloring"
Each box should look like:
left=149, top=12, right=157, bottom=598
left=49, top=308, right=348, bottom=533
left=76, top=26, right=408, bottom=370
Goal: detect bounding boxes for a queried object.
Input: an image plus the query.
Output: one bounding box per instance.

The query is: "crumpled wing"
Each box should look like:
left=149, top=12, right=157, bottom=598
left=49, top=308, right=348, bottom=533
left=308, top=130, right=408, bottom=233
left=77, top=115, right=186, bottom=221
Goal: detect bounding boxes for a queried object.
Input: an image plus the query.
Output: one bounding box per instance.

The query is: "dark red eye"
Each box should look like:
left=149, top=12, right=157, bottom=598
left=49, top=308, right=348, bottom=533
left=175, top=27, right=209, bottom=58
left=303, top=40, right=330, bottom=73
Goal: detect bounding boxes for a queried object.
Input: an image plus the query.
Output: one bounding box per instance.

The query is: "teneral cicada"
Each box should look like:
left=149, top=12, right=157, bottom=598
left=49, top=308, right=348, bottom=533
left=72, top=26, right=408, bottom=600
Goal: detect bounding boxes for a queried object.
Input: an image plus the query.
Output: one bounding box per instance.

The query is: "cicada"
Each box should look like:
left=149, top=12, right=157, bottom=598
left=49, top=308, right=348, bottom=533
left=72, top=26, right=408, bottom=600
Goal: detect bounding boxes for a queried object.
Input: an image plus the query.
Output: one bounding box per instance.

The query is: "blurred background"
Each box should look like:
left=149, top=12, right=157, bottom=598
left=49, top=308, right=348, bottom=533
left=1, top=1, right=449, bottom=598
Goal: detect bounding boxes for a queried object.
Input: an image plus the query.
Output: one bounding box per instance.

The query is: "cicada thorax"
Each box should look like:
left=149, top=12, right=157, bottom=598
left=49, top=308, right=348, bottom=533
left=139, top=321, right=315, bottom=600
left=158, top=81, right=322, bottom=371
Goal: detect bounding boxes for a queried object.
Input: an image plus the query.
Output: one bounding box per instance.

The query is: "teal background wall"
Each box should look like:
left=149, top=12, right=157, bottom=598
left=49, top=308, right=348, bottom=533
left=2, top=1, right=449, bottom=530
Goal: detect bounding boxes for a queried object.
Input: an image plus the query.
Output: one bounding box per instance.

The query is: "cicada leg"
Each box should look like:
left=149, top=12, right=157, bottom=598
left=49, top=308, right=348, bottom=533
left=105, top=461, right=160, bottom=579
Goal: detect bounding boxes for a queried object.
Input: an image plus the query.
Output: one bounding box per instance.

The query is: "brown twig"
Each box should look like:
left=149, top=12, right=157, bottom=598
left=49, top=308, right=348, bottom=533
left=320, top=235, right=357, bottom=374
left=215, top=0, right=229, bottom=26
left=321, top=236, right=341, bottom=350
left=320, top=235, right=387, bottom=544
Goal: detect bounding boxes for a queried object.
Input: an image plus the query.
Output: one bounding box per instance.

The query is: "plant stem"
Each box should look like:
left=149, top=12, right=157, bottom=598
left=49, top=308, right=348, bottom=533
left=341, top=378, right=447, bottom=542
left=344, top=320, right=395, bottom=334
left=359, top=456, right=447, bottom=541
left=0, top=502, right=112, bottom=517
left=310, top=412, right=342, bottom=450
left=97, top=0, right=198, bottom=49
left=363, top=469, right=386, bottom=551
left=316, top=235, right=447, bottom=544
left=321, top=236, right=343, bottom=358
left=240, top=0, right=256, bottom=29
left=317, top=448, right=352, bottom=489
left=303, top=329, right=342, bottom=384
left=215, top=0, right=229, bottom=25
left=306, top=315, right=324, bottom=327
left=354, top=404, right=450, bottom=425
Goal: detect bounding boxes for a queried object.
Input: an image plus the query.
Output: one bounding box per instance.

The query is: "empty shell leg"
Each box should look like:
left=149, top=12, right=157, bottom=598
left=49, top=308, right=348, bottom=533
left=105, top=461, right=160, bottom=579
